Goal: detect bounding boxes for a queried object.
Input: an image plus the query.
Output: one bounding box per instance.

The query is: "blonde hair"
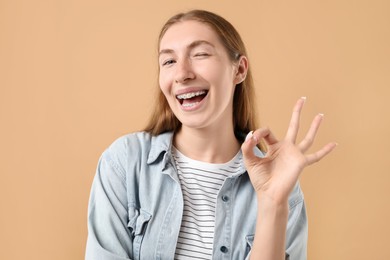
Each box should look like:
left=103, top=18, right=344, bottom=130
left=144, top=10, right=259, bottom=142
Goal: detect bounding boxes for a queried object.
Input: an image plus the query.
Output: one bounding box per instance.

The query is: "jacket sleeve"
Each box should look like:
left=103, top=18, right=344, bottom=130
left=85, top=149, right=133, bottom=260
left=285, top=183, right=308, bottom=260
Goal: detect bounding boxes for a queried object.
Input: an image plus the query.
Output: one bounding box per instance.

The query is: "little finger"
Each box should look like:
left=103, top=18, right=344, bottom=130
left=306, top=142, right=338, bottom=165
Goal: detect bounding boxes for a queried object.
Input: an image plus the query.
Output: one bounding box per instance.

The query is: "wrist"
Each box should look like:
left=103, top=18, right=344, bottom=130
left=257, top=192, right=289, bottom=218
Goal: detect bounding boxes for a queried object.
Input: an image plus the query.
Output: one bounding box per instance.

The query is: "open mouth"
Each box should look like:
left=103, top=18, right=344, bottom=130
left=176, top=90, right=208, bottom=108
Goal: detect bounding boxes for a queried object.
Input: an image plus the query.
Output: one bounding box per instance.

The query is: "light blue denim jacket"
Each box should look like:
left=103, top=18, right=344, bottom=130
left=85, top=131, right=307, bottom=260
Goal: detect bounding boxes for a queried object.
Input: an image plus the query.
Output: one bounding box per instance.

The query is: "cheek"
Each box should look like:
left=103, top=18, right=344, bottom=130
left=208, top=67, right=235, bottom=89
left=203, top=59, right=234, bottom=81
left=158, top=74, right=169, bottom=95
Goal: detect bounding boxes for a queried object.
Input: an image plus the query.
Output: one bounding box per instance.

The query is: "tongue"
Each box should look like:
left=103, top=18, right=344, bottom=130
left=182, top=95, right=205, bottom=105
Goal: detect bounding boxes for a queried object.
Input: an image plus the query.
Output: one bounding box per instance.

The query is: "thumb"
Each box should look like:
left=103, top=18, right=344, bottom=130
left=241, top=131, right=260, bottom=165
left=242, top=128, right=273, bottom=164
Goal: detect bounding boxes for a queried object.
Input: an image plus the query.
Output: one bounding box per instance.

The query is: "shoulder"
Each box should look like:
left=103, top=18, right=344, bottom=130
left=107, top=131, right=153, bottom=154
left=95, top=132, right=150, bottom=178
left=103, top=131, right=153, bottom=164
left=102, top=131, right=173, bottom=170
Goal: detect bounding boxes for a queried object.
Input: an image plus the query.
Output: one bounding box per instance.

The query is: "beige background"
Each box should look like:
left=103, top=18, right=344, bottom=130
left=1, top=0, right=389, bottom=259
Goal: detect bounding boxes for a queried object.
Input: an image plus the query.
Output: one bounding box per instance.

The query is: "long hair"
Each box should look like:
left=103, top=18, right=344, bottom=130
left=144, top=10, right=260, bottom=143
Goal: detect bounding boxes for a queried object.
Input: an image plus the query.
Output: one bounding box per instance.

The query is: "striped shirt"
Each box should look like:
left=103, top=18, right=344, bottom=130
left=172, top=146, right=243, bottom=260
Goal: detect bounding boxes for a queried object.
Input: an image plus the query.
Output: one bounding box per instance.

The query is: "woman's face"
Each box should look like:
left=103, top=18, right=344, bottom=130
left=158, top=20, right=243, bottom=131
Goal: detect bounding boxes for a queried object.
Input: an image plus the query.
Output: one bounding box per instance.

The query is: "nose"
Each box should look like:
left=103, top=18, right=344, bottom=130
left=174, top=58, right=195, bottom=84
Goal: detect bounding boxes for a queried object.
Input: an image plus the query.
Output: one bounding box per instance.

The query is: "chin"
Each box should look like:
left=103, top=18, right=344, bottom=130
left=176, top=117, right=210, bottom=130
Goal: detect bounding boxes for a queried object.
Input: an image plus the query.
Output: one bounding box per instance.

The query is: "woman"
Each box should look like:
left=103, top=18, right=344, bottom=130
left=85, top=10, right=336, bottom=260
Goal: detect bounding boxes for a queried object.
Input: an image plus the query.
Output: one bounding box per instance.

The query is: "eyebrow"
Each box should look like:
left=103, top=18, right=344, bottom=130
left=159, top=40, right=215, bottom=56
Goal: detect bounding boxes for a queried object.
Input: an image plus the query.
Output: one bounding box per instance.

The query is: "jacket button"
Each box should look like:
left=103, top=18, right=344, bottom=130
left=220, top=246, right=228, bottom=253
left=222, top=195, right=229, bottom=202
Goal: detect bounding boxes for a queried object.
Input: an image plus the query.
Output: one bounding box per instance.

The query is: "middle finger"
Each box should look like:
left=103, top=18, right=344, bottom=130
left=285, top=97, right=306, bottom=142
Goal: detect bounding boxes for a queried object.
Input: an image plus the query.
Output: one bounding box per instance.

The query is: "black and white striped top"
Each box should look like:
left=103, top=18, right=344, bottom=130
left=171, top=146, right=243, bottom=260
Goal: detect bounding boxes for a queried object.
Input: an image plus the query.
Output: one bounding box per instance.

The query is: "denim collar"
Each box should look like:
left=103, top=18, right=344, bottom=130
left=146, top=131, right=264, bottom=166
left=146, top=131, right=174, bottom=165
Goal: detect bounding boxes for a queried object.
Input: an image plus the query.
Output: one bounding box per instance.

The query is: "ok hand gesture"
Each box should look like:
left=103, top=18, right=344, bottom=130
left=241, top=97, right=337, bottom=203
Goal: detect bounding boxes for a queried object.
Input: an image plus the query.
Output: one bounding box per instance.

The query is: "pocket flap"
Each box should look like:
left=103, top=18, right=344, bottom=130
left=246, top=234, right=290, bottom=260
left=127, top=207, right=152, bottom=236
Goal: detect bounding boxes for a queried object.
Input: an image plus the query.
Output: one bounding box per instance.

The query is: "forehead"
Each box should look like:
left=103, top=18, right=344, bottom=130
left=159, top=20, right=221, bottom=51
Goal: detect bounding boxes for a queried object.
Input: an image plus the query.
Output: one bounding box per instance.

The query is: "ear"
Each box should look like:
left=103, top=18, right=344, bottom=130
left=234, top=55, right=249, bottom=85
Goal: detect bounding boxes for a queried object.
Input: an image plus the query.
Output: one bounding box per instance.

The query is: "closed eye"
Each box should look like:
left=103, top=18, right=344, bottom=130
left=194, top=52, right=210, bottom=57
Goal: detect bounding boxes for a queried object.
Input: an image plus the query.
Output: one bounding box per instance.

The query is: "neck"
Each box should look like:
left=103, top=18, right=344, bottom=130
left=173, top=124, right=240, bottom=164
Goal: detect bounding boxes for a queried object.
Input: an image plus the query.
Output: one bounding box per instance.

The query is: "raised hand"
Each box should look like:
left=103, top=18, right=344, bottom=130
left=241, top=97, right=337, bottom=203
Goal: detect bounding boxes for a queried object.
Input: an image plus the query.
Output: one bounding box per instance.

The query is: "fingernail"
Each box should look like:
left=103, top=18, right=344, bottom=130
left=245, top=131, right=253, bottom=142
left=301, top=96, right=307, bottom=101
left=319, top=113, right=324, bottom=117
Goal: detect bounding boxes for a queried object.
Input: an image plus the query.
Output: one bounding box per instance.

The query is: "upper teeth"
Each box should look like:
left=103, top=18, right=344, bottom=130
left=177, top=90, right=206, bottom=100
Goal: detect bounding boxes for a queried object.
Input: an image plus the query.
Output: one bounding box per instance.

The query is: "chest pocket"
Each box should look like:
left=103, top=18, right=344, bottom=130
left=127, top=207, right=152, bottom=260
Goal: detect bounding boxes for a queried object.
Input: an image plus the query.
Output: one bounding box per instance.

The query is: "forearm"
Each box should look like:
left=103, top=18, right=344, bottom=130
left=250, top=194, right=289, bottom=260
